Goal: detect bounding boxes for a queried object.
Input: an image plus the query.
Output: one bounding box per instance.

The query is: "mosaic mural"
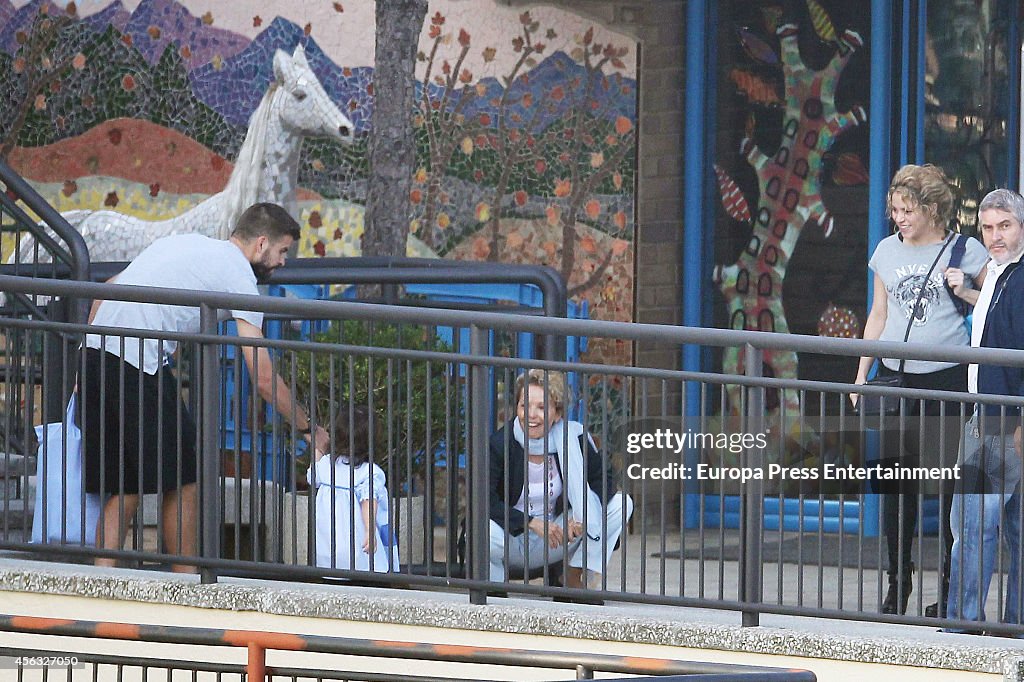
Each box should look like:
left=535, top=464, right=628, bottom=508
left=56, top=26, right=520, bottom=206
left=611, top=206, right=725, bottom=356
left=0, top=0, right=637, bottom=367
left=713, top=0, right=871, bottom=416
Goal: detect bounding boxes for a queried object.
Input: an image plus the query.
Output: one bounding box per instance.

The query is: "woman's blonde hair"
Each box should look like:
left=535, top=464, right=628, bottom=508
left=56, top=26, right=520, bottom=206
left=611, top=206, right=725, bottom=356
left=886, top=164, right=956, bottom=230
left=514, top=369, right=567, bottom=415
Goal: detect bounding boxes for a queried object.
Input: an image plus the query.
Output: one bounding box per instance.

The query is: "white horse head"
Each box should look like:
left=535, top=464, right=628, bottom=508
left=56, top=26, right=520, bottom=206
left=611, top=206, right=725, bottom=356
left=10, top=43, right=355, bottom=267
left=275, top=45, right=352, bottom=142
left=215, top=43, right=356, bottom=239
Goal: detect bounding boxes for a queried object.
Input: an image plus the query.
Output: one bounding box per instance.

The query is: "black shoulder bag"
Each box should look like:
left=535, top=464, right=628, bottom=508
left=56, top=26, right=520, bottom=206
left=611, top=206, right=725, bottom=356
left=858, top=234, right=954, bottom=417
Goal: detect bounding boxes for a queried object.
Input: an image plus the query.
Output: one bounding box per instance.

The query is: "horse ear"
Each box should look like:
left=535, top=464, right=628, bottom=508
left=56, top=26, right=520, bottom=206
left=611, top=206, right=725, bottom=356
left=273, top=48, right=291, bottom=84
left=292, top=44, right=310, bottom=70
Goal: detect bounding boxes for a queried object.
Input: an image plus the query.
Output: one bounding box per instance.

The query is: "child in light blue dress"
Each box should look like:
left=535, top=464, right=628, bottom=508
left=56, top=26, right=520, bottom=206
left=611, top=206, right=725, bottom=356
left=306, top=405, right=398, bottom=573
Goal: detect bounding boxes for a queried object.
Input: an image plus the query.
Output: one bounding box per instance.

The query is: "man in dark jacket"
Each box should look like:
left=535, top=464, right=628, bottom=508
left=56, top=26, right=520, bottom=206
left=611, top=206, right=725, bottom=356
left=946, top=188, right=1024, bottom=627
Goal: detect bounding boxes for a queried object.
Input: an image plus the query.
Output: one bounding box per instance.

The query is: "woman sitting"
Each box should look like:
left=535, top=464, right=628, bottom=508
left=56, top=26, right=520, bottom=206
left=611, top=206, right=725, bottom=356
left=488, top=369, right=633, bottom=589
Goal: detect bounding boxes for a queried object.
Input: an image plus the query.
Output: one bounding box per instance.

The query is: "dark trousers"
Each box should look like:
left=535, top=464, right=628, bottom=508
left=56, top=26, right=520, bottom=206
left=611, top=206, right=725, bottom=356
left=875, top=363, right=966, bottom=585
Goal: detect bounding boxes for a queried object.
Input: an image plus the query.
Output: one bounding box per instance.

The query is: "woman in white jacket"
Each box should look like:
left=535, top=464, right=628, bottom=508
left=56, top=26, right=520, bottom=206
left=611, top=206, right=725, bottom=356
left=488, top=369, right=633, bottom=589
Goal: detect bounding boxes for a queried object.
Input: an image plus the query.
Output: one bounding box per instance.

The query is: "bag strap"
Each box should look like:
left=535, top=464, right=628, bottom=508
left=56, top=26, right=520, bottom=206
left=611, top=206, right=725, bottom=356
left=943, top=234, right=971, bottom=317
left=948, top=233, right=966, bottom=269
left=894, top=232, right=955, bottom=375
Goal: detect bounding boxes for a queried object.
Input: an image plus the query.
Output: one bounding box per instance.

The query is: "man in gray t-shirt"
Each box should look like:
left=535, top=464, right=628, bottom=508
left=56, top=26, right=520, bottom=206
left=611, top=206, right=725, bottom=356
left=84, top=203, right=328, bottom=572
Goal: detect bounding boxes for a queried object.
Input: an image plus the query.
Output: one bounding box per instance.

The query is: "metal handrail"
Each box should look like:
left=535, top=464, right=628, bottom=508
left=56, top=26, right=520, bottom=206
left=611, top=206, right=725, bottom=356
left=3, top=273, right=1024, bottom=368
left=3, top=272, right=1023, bottom=633
left=0, top=614, right=817, bottom=681
left=0, top=257, right=570, bottom=358
left=0, top=159, right=91, bottom=293
left=6, top=257, right=568, bottom=319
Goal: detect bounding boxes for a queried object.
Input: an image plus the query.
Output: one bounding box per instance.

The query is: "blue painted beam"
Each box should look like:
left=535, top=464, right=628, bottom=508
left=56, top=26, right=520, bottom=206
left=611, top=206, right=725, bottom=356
left=682, top=0, right=712, bottom=528
left=869, top=0, right=894, bottom=305
left=682, top=0, right=710, bottom=386
left=915, top=0, right=927, bottom=162
left=1008, top=2, right=1021, bottom=191
left=899, top=0, right=911, bottom=166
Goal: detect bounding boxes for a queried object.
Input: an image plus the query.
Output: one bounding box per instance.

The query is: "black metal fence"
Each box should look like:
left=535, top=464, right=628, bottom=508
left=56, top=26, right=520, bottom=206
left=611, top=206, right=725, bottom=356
left=2, top=274, right=1024, bottom=636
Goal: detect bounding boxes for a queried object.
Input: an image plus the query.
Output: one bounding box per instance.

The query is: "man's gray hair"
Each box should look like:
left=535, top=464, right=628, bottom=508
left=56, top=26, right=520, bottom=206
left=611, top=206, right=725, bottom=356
left=979, top=188, right=1024, bottom=224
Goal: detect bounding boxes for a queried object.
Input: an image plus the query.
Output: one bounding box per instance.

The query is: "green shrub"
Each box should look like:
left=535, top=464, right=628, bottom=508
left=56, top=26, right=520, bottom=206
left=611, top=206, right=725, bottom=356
left=281, top=319, right=458, bottom=493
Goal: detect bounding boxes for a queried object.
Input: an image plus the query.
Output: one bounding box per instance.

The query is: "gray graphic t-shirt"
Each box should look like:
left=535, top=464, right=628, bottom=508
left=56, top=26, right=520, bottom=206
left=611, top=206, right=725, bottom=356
left=868, top=233, right=989, bottom=373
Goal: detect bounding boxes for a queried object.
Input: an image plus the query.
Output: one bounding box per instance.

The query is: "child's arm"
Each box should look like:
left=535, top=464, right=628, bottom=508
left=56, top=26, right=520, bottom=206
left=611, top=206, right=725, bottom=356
left=361, top=499, right=377, bottom=554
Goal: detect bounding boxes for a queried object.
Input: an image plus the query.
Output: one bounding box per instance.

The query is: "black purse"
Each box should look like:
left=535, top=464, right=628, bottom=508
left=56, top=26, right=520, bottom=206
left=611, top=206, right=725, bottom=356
left=857, top=373, right=905, bottom=417
left=858, top=234, right=954, bottom=417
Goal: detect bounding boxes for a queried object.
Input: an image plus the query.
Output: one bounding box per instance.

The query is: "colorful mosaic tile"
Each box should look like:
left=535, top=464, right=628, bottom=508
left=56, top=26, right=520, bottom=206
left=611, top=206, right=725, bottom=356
left=1, top=0, right=637, bottom=365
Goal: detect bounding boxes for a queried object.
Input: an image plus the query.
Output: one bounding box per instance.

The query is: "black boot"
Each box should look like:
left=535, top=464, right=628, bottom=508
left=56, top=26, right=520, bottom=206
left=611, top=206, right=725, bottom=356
left=882, top=562, right=914, bottom=615
left=925, top=575, right=949, bottom=618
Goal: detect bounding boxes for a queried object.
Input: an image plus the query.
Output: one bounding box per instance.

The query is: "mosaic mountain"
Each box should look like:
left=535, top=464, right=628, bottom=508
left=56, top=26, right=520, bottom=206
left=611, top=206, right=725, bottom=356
left=0, top=0, right=243, bottom=67
left=189, top=17, right=374, bottom=130
left=1, top=0, right=635, bottom=135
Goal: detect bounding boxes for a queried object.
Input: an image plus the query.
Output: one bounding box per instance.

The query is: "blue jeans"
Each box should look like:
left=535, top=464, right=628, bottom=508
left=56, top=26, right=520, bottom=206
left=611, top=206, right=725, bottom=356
left=947, top=487, right=1022, bottom=624
left=946, top=418, right=1024, bottom=627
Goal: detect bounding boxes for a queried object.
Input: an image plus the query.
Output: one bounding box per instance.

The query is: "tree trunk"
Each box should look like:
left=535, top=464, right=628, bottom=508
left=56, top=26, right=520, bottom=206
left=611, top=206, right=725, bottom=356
left=362, top=0, right=428, bottom=271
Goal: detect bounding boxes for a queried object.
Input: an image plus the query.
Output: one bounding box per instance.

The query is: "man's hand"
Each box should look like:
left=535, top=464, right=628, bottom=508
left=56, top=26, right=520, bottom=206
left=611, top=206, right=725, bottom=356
left=310, top=424, right=329, bottom=454
left=1015, top=425, right=1022, bottom=459
left=527, top=517, right=563, bottom=548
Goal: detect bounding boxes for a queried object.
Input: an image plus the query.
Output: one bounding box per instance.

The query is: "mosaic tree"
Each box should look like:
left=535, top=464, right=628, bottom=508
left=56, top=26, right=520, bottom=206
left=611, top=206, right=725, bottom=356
left=470, top=18, right=634, bottom=291
left=713, top=12, right=866, bottom=415
left=548, top=27, right=634, bottom=295
left=483, top=11, right=550, bottom=262
left=0, top=3, right=88, bottom=159
left=414, top=10, right=479, bottom=252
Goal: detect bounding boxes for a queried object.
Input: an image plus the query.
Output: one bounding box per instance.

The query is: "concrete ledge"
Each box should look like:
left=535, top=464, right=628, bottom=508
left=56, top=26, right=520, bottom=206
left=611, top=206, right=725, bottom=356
left=0, top=559, right=1022, bottom=680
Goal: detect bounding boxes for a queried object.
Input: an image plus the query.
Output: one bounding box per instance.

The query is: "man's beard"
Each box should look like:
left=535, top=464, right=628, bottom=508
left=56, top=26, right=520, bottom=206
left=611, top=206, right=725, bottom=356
left=251, top=261, right=275, bottom=284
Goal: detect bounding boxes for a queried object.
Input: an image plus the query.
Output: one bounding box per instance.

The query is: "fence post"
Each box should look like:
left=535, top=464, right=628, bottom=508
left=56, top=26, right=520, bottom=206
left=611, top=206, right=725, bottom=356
left=199, top=303, right=220, bottom=584
left=42, top=296, right=71, bottom=423
left=247, top=641, right=266, bottom=682
left=740, top=343, right=764, bottom=626
left=468, top=324, right=490, bottom=604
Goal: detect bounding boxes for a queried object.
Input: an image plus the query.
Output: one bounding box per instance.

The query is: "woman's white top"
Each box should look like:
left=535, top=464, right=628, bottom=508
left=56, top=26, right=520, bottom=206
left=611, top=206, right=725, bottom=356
left=513, top=455, right=563, bottom=520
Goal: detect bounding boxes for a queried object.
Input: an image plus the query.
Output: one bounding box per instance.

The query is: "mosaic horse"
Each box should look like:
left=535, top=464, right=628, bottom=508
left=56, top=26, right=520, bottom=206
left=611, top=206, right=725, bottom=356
left=10, top=44, right=353, bottom=265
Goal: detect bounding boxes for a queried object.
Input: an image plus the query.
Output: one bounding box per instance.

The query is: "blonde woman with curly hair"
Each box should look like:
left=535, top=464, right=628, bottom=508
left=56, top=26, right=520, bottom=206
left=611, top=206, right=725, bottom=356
left=854, top=164, right=988, bottom=615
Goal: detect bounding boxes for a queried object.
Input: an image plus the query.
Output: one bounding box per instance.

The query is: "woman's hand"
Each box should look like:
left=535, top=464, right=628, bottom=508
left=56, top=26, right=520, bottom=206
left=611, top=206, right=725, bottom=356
left=567, top=519, right=584, bottom=541
left=945, top=266, right=967, bottom=295
left=363, top=532, right=376, bottom=554
left=528, top=517, right=563, bottom=548
left=937, top=266, right=978, bottom=303
left=849, top=378, right=865, bottom=408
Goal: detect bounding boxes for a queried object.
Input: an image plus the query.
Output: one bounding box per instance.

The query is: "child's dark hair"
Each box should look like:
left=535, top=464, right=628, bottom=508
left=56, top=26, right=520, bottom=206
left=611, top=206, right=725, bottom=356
left=332, top=404, right=379, bottom=466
